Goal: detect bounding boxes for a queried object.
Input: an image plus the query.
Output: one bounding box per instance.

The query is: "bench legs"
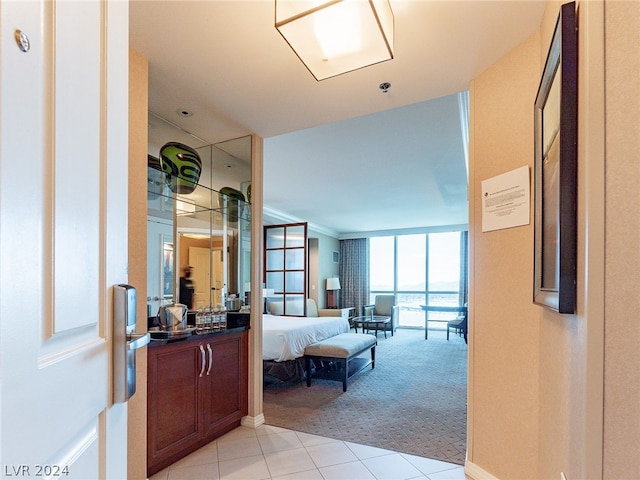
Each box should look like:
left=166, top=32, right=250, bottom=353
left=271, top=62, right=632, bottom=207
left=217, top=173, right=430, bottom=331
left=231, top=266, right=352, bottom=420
left=305, top=345, right=375, bottom=392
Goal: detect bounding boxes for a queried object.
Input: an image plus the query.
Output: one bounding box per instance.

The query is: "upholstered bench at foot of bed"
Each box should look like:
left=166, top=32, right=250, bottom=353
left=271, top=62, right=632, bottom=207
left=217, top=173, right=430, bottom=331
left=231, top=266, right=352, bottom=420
left=304, top=333, right=376, bottom=392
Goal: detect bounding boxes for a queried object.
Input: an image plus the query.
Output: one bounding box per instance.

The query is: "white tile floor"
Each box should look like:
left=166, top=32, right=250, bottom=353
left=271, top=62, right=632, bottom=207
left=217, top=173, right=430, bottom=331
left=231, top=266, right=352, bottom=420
left=149, top=425, right=466, bottom=480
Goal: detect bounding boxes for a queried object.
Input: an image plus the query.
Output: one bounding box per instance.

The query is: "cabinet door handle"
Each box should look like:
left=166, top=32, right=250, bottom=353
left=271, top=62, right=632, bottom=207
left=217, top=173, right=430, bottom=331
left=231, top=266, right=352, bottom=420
left=206, top=344, right=213, bottom=375
left=199, top=345, right=206, bottom=377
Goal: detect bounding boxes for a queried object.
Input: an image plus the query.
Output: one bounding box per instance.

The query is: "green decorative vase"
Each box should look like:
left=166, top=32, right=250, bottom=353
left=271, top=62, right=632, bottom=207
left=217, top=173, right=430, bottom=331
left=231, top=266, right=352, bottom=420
left=160, top=142, right=202, bottom=194
left=219, top=187, right=245, bottom=222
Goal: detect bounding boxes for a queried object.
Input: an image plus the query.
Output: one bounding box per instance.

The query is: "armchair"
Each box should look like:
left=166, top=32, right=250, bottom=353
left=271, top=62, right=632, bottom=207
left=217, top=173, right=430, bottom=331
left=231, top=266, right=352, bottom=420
left=307, top=299, right=352, bottom=321
left=361, top=295, right=399, bottom=337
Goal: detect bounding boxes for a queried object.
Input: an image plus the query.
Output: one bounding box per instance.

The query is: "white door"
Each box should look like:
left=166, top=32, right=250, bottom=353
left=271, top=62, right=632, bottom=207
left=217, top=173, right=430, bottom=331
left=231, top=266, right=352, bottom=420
left=190, top=247, right=211, bottom=308
left=0, top=1, right=130, bottom=478
left=189, top=246, right=225, bottom=308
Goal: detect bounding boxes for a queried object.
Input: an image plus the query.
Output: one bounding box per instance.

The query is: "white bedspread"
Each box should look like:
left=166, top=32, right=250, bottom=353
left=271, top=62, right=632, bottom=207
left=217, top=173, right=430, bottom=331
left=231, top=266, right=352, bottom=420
left=262, top=314, right=350, bottom=362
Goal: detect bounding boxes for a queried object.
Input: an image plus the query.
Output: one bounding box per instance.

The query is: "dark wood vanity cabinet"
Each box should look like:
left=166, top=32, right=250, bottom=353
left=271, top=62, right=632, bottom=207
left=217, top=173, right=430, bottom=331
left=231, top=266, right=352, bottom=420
left=147, top=330, right=248, bottom=476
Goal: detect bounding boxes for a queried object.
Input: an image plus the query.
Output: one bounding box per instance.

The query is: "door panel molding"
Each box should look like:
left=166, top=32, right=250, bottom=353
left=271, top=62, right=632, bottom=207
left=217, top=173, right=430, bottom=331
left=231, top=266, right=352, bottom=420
left=0, top=0, right=130, bottom=476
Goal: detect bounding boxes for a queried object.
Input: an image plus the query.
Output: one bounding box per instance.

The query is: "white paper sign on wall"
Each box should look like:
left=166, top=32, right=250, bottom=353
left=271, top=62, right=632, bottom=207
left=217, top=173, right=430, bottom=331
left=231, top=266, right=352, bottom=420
left=481, top=165, right=530, bottom=232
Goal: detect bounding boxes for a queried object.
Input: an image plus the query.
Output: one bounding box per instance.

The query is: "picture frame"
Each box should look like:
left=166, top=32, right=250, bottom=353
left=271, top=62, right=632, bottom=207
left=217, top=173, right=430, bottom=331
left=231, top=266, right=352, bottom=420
left=533, top=1, right=578, bottom=314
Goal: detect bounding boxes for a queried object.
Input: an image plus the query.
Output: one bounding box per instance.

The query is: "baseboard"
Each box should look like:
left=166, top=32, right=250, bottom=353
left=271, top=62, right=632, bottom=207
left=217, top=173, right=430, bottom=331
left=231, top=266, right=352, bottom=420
left=241, top=414, right=265, bottom=429
left=465, top=460, right=500, bottom=480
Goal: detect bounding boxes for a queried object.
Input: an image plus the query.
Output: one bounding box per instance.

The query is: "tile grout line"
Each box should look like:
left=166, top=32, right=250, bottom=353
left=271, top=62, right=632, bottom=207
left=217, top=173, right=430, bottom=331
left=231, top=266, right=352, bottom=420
left=157, top=426, right=464, bottom=480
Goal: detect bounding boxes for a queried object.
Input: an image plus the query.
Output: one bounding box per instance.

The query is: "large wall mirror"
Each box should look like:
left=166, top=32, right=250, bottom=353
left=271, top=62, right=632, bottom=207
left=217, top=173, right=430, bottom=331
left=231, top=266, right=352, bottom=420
left=146, top=112, right=251, bottom=318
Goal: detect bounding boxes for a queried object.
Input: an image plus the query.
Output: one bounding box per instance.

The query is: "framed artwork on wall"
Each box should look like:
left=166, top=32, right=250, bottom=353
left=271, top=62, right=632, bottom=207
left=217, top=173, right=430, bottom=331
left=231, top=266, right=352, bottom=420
left=533, top=1, right=578, bottom=314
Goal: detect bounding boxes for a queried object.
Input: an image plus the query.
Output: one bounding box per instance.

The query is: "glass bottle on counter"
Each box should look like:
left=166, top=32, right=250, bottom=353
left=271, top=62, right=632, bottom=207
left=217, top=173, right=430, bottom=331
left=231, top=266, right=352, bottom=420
left=195, top=305, right=226, bottom=333
left=212, top=305, right=227, bottom=331
left=195, top=306, right=210, bottom=332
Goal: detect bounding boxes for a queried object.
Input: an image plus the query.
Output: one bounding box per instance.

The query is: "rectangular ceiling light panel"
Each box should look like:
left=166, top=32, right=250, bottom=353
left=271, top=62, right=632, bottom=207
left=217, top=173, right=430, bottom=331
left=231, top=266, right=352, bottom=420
left=275, top=0, right=394, bottom=81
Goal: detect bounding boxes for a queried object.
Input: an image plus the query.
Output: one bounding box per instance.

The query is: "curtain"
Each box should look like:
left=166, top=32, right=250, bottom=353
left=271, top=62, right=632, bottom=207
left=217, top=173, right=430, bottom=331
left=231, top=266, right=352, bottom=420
left=459, top=231, right=469, bottom=306
left=339, top=238, right=369, bottom=315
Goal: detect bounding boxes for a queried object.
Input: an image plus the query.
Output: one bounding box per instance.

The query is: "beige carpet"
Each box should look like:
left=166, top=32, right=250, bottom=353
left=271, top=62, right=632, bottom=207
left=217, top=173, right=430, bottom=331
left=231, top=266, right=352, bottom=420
left=263, top=328, right=467, bottom=465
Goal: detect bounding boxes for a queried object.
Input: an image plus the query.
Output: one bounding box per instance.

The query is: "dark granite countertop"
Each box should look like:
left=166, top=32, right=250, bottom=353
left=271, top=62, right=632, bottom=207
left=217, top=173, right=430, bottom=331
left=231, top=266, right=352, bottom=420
left=147, top=325, right=249, bottom=347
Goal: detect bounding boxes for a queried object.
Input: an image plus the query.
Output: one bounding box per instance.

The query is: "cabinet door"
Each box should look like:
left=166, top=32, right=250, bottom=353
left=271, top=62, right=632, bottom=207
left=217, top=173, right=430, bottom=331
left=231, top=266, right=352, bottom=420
left=202, top=332, right=247, bottom=437
left=147, top=341, right=204, bottom=475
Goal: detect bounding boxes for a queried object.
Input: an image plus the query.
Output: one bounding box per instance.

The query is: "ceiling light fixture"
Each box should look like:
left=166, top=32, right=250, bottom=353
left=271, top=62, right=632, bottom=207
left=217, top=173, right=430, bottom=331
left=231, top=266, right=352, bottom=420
left=275, top=0, right=394, bottom=81
left=379, top=81, right=391, bottom=92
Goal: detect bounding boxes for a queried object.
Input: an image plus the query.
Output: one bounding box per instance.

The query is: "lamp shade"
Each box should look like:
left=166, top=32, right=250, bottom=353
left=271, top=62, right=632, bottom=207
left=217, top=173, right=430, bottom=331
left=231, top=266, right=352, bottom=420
left=326, top=277, right=341, bottom=290
left=275, top=0, right=394, bottom=81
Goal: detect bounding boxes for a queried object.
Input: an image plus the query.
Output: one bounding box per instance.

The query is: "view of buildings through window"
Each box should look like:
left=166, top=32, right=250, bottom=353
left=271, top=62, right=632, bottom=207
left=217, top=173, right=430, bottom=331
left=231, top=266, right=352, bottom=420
left=370, top=231, right=463, bottom=329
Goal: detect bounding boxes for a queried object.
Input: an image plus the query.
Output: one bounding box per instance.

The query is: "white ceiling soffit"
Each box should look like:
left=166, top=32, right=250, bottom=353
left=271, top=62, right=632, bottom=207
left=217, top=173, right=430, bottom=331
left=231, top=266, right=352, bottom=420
left=264, top=92, right=469, bottom=236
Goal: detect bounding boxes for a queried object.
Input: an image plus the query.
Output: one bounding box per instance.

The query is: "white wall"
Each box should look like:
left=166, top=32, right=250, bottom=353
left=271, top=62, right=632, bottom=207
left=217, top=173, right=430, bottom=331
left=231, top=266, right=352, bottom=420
left=308, top=228, right=340, bottom=308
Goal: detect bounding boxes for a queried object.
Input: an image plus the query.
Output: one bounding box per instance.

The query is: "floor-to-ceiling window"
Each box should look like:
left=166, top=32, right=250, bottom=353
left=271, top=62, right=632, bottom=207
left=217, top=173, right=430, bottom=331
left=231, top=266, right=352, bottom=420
left=370, top=231, right=465, bottom=329
left=397, top=234, right=427, bottom=327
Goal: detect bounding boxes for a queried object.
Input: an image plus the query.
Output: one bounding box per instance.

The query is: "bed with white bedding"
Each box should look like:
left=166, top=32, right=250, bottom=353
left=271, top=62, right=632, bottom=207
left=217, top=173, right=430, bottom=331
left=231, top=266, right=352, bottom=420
left=262, top=314, right=350, bottom=382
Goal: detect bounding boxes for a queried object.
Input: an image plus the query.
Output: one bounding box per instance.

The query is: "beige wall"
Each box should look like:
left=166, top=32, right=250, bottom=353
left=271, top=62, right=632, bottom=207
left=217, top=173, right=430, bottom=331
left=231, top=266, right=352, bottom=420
left=128, top=49, right=149, bottom=479
left=537, top=2, right=594, bottom=478
left=246, top=134, right=265, bottom=427
left=603, top=1, right=640, bottom=478
left=468, top=29, right=542, bottom=479
left=469, top=1, right=640, bottom=479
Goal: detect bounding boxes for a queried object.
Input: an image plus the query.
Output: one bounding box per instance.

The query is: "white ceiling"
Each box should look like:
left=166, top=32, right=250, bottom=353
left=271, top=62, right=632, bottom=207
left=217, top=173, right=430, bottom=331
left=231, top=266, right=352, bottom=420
left=130, top=0, right=545, bottom=236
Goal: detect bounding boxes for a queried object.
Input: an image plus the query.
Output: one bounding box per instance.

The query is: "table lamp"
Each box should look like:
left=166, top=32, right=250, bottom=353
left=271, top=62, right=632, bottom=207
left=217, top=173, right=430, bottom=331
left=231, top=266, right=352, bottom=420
left=326, top=277, right=341, bottom=308
left=263, top=288, right=275, bottom=314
